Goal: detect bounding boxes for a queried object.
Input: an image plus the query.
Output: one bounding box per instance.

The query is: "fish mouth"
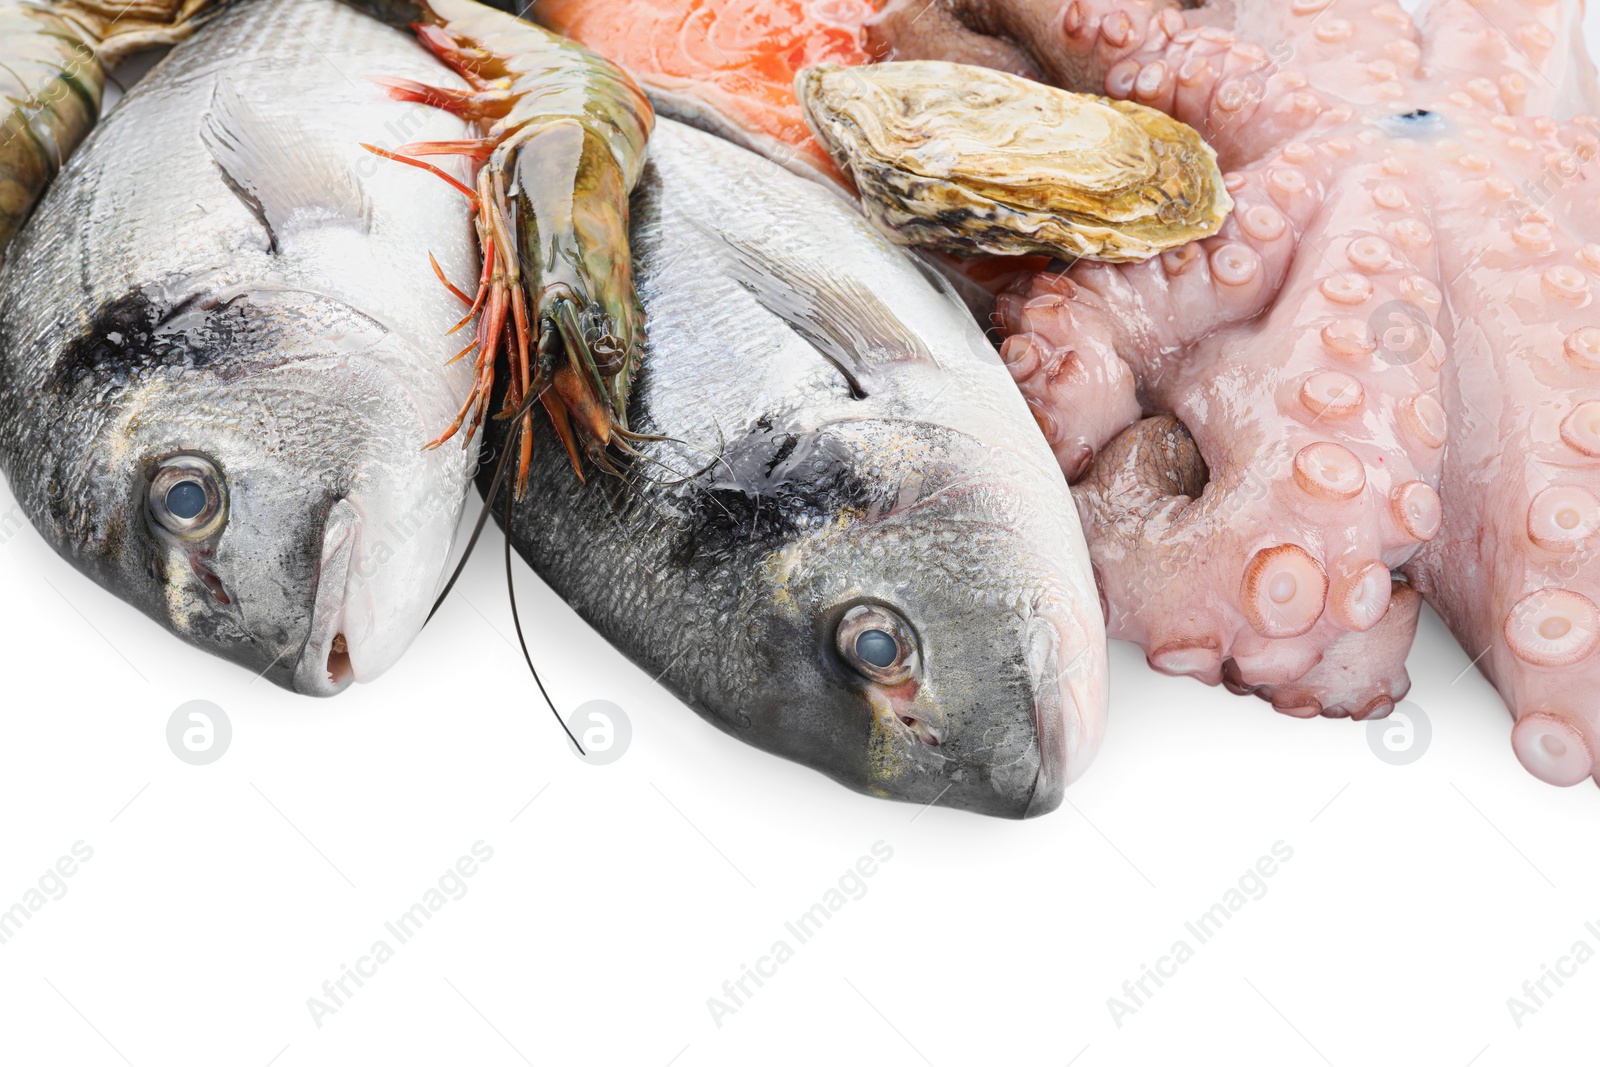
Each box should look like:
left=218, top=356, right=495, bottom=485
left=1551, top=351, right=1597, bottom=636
left=280, top=340, right=470, bottom=697
left=1021, top=613, right=1075, bottom=818
left=290, top=477, right=459, bottom=696
left=880, top=614, right=1079, bottom=819
left=294, top=499, right=361, bottom=697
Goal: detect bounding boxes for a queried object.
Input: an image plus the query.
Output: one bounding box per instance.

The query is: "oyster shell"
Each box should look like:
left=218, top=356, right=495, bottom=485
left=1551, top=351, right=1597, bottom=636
left=795, top=60, right=1232, bottom=263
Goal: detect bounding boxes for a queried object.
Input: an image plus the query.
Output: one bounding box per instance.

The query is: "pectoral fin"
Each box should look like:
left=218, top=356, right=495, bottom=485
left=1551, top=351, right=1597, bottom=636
left=201, top=79, right=369, bottom=252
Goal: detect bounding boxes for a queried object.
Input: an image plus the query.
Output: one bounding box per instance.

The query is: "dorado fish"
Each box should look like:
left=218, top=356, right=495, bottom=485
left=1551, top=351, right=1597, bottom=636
left=491, top=119, right=1108, bottom=817
left=0, top=0, right=487, bottom=693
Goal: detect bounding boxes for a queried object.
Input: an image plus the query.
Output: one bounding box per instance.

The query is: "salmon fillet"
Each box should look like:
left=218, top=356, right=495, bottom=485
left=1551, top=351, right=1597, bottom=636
left=537, top=0, right=880, bottom=182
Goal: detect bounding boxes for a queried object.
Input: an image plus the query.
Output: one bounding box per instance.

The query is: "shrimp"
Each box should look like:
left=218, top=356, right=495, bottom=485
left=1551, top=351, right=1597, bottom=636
left=354, top=0, right=655, bottom=494
left=1, top=2, right=101, bottom=261
left=1, top=0, right=213, bottom=262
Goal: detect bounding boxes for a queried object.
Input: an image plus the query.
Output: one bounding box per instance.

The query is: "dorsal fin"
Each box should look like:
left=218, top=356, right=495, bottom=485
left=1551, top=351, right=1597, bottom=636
left=716, top=237, right=932, bottom=398
left=200, top=79, right=369, bottom=253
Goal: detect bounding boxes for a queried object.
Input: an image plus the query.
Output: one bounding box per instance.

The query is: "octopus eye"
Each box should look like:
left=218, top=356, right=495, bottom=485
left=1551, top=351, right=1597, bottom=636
left=148, top=455, right=227, bottom=540
left=1384, top=108, right=1447, bottom=137
left=835, top=604, right=919, bottom=685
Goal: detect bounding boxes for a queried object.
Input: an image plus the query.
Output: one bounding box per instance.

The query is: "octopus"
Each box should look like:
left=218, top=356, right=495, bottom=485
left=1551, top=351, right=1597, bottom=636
left=867, top=0, right=1600, bottom=787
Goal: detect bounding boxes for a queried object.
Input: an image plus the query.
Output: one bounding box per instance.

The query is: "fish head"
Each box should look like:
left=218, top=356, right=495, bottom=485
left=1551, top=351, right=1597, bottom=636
left=690, top=418, right=1106, bottom=818
left=35, top=288, right=471, bottom=694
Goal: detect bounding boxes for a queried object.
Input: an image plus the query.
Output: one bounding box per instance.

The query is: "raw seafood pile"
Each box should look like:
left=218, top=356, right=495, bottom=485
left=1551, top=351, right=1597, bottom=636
left=539, top=0, right=1600, bottom=792
left=4, top=0, right=1597, bottom=811
left=0, top=0, right=1109, bottom=816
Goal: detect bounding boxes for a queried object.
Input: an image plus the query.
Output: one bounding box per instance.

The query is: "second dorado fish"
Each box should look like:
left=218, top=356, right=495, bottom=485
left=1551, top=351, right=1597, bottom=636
left=493, top=120, right=1109, bottom=817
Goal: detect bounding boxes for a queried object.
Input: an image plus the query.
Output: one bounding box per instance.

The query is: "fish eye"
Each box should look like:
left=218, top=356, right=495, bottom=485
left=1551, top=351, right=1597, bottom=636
left=148, top=455, right=226, bottom=539
left=856, top=629, right=898, bottom=667
left=166, top=480, right=207, bottom=520
left=835, top=604, right=918, bottom=685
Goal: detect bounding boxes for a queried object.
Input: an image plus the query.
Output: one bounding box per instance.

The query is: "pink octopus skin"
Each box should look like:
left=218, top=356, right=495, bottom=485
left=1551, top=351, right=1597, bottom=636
left=868, top=0, right=1600, bottom=785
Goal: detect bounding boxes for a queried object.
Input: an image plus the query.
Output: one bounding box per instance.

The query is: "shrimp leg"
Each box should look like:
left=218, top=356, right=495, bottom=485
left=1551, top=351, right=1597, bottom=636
left=351, top=0, right=654, bottom=493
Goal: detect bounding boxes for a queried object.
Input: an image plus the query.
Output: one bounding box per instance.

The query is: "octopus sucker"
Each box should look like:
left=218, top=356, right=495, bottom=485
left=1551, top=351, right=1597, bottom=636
left=1526, top=485, right=1600, bottom=549
left=1293, top=442, right=1367, bottom=502
left=1148, top=636, right=1225, bottom=683
left=1300, top=371, right=1366, bottom=418
left=1241, top=543, right=1328, bottom=640
left=1503, top=589, right=1600, bottom=671
left=1399, top=393, right=1449, bottom=450
left=1512, top=711, right=1596, bottom=787
left=871, top=0, right=1600, bottom=785
left=1330, top=559, right=1393, bottom=633
left=1392, top=481, right=1444, bottom=542
left=1560, top=400, right=1600, bottom=456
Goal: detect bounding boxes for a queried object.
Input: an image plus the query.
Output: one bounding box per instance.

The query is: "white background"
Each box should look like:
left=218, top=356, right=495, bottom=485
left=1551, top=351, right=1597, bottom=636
left=3, top=5, right=1599, bottom=1066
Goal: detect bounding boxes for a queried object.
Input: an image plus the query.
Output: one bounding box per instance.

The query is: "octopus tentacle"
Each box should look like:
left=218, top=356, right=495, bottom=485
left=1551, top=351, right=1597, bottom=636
left=1241, top=580, right=1420, bottom=720
left=1406, top=112, right=1600, bottom=785
left=994, top=137, right=1336, bottom=477
left=993, top=272, right=1142, bottom=480
left=1417, top=0, right=1598, bottom=118
left=1066, top=143, right=1448, bottom=693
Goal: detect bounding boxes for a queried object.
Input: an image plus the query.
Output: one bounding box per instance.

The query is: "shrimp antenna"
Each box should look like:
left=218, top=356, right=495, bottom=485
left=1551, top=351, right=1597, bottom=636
left=425, top=384, right=546, bottom=624
left=421, top=385, right=585, bottom=755
left=503, top=459, right=585, bottom=756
